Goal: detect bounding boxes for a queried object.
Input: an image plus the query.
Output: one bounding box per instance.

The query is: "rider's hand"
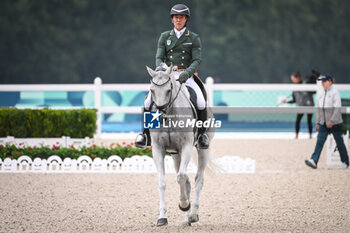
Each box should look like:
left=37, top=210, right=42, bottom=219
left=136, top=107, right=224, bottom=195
left=178, top=72, right=190, bottom=84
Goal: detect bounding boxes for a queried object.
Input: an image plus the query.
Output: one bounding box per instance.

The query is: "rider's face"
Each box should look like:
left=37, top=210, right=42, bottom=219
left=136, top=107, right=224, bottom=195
left=172, top=14, right=187, bottom=31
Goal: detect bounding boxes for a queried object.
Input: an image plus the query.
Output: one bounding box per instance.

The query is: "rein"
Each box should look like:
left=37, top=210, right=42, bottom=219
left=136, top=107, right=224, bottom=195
left=151, top=77, right=183, bottom=113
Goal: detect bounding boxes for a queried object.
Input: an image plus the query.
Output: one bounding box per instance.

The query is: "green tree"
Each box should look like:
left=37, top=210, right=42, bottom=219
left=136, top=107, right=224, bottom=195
left=0, top=0, right=349, bottom=84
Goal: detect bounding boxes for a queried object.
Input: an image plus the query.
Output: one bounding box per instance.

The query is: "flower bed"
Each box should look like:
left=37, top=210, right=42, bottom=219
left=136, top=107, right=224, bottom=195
left=0, top=141, right=152, bottom=161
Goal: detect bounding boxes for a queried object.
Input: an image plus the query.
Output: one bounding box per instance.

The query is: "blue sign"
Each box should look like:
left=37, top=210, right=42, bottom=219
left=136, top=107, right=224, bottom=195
left=144, top=110, right=161, bottom=129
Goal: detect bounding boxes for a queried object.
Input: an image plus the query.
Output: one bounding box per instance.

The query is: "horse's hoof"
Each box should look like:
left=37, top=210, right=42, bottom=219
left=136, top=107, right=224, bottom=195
left=179, top=203, right=191, bottom=212
left=156, top=218, right=168, bottom=227
left=189, top=214, right=199, bottom=223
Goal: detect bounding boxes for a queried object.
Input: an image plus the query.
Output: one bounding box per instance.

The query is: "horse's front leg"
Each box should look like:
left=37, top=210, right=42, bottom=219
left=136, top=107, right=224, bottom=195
left=152, top=144, right=168, bottom=227
left=177, top=144, right=192, bottom=223
left=189, top=148, right=209, bottom=223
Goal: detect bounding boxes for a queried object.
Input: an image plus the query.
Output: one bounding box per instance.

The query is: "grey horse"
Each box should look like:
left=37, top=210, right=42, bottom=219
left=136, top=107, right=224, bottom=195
left=145, top=65, right=215, bottom=226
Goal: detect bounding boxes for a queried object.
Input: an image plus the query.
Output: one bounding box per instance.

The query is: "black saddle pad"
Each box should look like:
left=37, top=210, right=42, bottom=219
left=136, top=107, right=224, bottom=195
left=185, top=86, right=198, bottom=120
left=193, top=74, right=207, bottom=101
left=186, top=86, right=197, bottom=107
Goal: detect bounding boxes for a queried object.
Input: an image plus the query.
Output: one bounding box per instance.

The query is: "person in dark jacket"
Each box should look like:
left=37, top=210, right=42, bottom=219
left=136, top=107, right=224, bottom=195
left=135, top=4, right=209, bottom=149
left=283, top=71, right=314, bottom=139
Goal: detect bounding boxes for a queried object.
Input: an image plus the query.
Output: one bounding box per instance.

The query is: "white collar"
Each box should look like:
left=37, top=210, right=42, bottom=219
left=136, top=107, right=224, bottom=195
left=174, top=27, right=186, bottom=39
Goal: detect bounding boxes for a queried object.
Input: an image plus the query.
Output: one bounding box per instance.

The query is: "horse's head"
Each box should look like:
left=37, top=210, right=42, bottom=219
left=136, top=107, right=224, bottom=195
left=146, top=64, right=175, bottom=111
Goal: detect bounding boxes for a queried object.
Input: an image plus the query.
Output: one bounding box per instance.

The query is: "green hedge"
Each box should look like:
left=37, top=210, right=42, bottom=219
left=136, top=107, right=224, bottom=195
left=0, top=108, right=97, bottom=138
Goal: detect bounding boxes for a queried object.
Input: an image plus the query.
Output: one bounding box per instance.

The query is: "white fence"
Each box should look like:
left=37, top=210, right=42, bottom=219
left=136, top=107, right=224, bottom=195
left=0, top=136, right=255, bottom=173
left=326, top=131, right=349, bottom=166
left=0, top=155, right=255, bottom=174
left=1, top=78, right=350, bottom=138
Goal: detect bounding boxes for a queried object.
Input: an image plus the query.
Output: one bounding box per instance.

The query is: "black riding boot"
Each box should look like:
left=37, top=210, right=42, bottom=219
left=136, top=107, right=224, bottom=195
left=197, top=108, right=210, bottom=149
left=135, top=108, right=152, bottom=148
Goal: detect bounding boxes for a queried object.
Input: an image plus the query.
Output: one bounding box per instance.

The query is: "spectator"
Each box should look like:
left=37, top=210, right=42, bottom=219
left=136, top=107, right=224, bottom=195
left=305, top=75, right=349, bottom=169
left=283, top=71, right=314, bottom=139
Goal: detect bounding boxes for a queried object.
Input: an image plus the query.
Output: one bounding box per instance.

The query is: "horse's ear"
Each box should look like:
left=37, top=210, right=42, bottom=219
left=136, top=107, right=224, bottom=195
left=166, top=65, right=173, bottom=75
left=146, top=66, right=156, bottom=78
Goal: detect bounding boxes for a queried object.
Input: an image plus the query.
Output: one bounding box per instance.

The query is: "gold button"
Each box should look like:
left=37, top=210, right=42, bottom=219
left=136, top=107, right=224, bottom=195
left=170, top=49, right=173, bottom=52
left=170, top=56, right=173, bottom=59
left=182, top=50, right=185, bottom=53
left=182, top=56, right=184, bottom=59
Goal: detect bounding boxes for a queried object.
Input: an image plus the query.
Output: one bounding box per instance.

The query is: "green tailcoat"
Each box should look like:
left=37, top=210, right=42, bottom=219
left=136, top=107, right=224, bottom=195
left=155, top=28, right=201, bottom=77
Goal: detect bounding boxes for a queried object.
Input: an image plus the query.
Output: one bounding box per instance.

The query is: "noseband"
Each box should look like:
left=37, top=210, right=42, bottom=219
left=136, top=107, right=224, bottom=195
left=151, top=77, right=182, bottom=112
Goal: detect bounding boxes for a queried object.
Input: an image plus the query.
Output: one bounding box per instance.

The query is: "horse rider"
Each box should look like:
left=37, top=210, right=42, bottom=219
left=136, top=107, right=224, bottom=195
left=135, top=3, right=210, bottom=149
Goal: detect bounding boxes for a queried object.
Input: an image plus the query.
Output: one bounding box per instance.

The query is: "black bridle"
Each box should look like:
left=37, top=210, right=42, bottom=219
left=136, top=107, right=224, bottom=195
left=151, top=77, right=182, bottom=112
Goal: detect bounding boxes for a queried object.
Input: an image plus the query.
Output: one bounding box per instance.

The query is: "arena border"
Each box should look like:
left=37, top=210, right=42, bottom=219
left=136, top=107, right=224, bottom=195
left=0, top=155, right=255, bottom=174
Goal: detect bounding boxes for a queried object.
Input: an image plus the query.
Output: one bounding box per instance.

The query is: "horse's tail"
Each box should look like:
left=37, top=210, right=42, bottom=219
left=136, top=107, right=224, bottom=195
left=192, top=148, right=225, bottom=175
left=206, top=149, right=225, bottom=175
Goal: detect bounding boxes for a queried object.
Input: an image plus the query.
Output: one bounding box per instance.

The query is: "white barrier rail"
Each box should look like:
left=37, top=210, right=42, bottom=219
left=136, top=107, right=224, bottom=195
left=212, top=106, right=350, bottom=114
left=0, top=155, right=255, bottom=174
left=326, top=131, right=349, bottom=166
left=1, top=77, right=350, bottom=138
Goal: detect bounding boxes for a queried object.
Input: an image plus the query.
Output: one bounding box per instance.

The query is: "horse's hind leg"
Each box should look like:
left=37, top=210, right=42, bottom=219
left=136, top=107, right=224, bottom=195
left=152, top=145, right=168, bottom=226
left=189, top=148, right=209, bottom=223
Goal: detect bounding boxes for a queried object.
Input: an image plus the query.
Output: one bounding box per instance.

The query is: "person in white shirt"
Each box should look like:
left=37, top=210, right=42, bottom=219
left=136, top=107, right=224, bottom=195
left=305, top=75, right=349, bottom=169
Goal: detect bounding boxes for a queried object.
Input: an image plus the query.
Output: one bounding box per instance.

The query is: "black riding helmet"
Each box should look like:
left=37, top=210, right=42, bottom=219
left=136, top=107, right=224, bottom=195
left=170, top=4, right=190, bottom=18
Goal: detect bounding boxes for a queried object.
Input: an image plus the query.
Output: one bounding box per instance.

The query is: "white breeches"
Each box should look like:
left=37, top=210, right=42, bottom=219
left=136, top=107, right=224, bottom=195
left=144, top=71, right=206, bottom=110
